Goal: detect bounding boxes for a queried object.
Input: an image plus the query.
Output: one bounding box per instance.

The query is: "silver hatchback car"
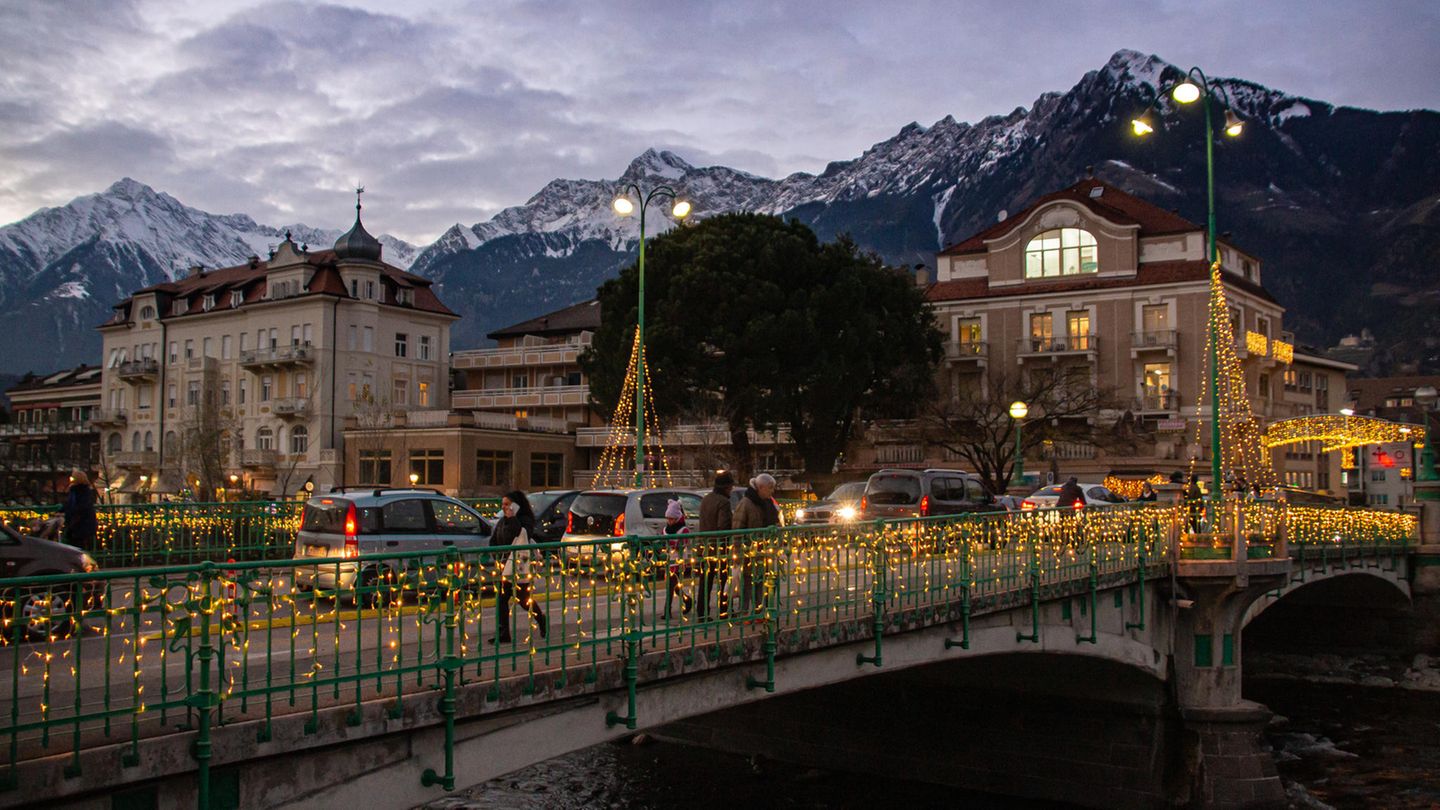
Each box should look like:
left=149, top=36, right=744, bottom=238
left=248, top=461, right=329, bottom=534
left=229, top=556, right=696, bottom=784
left=292, top=489, right=493, bottom=603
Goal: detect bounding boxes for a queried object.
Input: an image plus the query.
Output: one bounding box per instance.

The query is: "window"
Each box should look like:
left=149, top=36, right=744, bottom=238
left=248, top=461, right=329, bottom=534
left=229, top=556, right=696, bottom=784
left=230, top=290, right=243, bottom=308
left=512, top=372, right=529, bottom=388
left=174, top=300, right=188, bottom=315
left=238, top=380, right=247, bottom=405
left=363, top=327, right=374, bottom=353
left=221, top=380, right=231, bottom=405
left=1066, top=311, right=1091, bottom=350
left=1024, top=228, right=1098, bottom=279
left=1258, top=373, right=1271, bottom=399
left=365, top=281, right=376, bottom=300
left=303, top=323, right=313, bottom=345
left=167, top=383, right=177, bottom=408
left=350, top=279, right=359, bottom=298
left=168, top=341, right=178, bottom=363
left=187, top=380, right=200, bottom=406
left=107, top=433, right=122, bottom=454
left=409, top=449, right=444, bottom=485
left=419, top=335, right=432, bottom=360
left=430, top=500, right=483, bottom=534
left=358, top=451, right=392, bottom=485
left=221, top=335, right=232, bottom=359
left=260, top=376, right=273, bottom=401
left=143, top=431, right=154, bottom=451
left=239, top=332, right=249, bottom=353
left=395, top=333, right=408, bottom=358
left=184, top=339, right=194, bottom=359
left=530, top=452, right=566, bottom=489
left=1141, top=304, right=1170, bottom=335
left=291, top=325, right=301, bottom=346
left=1371, top=469, right=1386, bottom=482
left=382, top=499, right=428, bottom=531
left=392, top=378, right=409, bottom=407
left=202, top=295, right=215, bottom=312
left=137, top=385, right=153, bottom=409
left=1142, top=363, right=1172, bottom=408
left=417, top=381, right=431, bottom=407
left=475, top=450, right=512, bottom=487
left=203, top=337, right=214, bottom=358
left=347, top=324, right=357, bottom=351
left=956, top=317, right=981, bottom=348
left=1028, top=313, right=1054, bottom=352
left=267, top=329, right=278, bottom=349
left=256, top=427, right=274, bottom=450
left=295, top=373, right=307, bottom=399
left=140, top=304, right=155, bottom=319
left=290, top=426, right=308, bottom=455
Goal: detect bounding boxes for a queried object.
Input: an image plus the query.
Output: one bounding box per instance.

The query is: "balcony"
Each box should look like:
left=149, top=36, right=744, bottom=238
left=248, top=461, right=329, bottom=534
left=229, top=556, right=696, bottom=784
left=113, top=451, right=158, bottom=469
left=451, top=340, right=588, bottom=371
left=90, top=409, right=128, bottom=427
left=1016, top=335, right=1099, bottom=358
left=271, top=398, right=310, bottom=418
left=452, top=384, right=589, bottom=411
left=575, top=422, right=793, bottom=448
left=944, top=341, right=988, bottom=364
left=1135, top=392, right=1181, bottom=413
left=0, top=421, right=94, bottom=437
left=240, top=448, right=277, bottom=469
left=1130, top=331, right=1178, bottom=354
left=239, top=343, right=315, bottom=369
left=117, top=358, right=160, bottom=382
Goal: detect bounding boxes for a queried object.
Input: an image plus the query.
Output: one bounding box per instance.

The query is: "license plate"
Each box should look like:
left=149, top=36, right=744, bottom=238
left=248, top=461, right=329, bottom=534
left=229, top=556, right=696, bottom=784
left=305, top=544, right=332, bottom=557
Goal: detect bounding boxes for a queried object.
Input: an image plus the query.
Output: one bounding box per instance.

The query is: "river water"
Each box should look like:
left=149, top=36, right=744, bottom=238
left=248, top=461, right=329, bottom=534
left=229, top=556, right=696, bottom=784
left=420, top=653, right=1440, bottom=809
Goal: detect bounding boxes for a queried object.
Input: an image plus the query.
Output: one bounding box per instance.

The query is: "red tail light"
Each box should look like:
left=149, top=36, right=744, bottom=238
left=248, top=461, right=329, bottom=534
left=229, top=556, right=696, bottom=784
left=344, top=502, right=359, bottom=556
left=920, top=495, right=931, bottom=516
left=860, top=495, right=868, bottom=512
left=1021, top=500, right=1036, bottom=510
left=613, top=512, right=626, bottom=537
left=566, top=511, right=574, bottom=534
left=1072, top=501, right=1085, bottom=510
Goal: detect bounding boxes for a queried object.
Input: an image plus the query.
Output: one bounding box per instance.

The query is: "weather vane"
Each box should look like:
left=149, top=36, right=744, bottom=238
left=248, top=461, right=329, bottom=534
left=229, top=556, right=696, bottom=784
left=355, top=186, right=365, bottom=212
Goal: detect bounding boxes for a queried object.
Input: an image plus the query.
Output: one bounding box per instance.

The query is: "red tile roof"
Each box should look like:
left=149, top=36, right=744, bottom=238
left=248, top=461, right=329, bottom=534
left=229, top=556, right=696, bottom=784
left=488, top=299, right=602, bottom=340
left=104, top=247, right=455, bottom=325
left=939, top=178, right=1199, bottom=256
left=926, top=260, right=1278, bottom=304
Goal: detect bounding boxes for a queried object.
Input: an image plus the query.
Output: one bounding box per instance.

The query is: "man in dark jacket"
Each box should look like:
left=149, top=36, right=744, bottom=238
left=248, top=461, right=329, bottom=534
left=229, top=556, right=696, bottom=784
left=61, top=471, right=98, bottom=550
left=1055, top=476, right=1085, bottom=509
left=696, top=471, right=734, bottom=619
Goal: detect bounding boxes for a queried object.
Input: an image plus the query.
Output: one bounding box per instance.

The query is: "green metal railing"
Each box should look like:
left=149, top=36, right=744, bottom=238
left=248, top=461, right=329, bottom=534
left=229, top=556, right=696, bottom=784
left=0, top=501, right=1415, bottom=806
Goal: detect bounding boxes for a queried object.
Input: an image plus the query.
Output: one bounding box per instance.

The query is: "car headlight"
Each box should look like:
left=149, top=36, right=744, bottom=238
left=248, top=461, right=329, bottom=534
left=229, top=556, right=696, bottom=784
left=81, top=553, right=99, bottom=573
left=836, top=506, right=857, bottom=521
left=795, top=508, right=807, bottom=522
left=610, top=542, right=626, bottom=553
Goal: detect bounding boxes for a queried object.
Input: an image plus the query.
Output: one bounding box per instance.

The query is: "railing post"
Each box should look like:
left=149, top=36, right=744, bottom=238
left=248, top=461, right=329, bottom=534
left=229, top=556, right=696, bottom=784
left=1126, top=538, right=1147, bottom=632
left=421, top=549, right=460, bottom=792
left=1016, top=534, right=1041, bottom=643
left=1077, top=544, right=1099, bottom=644
left=857, top=521, right=887, bottom=667
left=189, top=564, right=218, bottom=810
left=747, top=528, right=778, bottom=692
left=944, top=535, right=973, bottom=650
left=606, top=536, right=641, bottom=728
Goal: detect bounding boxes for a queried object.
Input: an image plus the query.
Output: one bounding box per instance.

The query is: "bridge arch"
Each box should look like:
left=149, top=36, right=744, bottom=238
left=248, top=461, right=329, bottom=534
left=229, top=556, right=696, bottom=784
left=1244, top=568, right=1412, bottom=652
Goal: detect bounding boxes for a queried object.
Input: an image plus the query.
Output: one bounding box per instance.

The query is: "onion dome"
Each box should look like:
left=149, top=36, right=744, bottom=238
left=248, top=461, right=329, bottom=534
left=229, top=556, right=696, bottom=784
left=333, top=189, right=382, bottom=261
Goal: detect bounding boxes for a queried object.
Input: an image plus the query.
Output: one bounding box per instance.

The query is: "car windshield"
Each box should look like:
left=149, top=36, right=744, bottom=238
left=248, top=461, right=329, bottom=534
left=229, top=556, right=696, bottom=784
left=569, top=493, right=627, bottom=535
left=825, top=482, right=867, bottom=503
left=866, top=475, right=921, bottom=505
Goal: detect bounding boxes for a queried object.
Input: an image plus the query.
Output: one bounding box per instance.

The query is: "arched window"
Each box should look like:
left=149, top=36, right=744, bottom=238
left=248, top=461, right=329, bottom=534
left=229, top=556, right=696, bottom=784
left=1024, top=228, right=1098, bottom=279
left=131, top=431, right=140, bottom=452
left=107, top=433, right=122, bottom=454
left=164, top=431, right=177, bottom=453
left=143, top=431, right=154, bottom=451
left=256, top=427, right=274, bottom=451
left=290, top=426, right=308, bottom=455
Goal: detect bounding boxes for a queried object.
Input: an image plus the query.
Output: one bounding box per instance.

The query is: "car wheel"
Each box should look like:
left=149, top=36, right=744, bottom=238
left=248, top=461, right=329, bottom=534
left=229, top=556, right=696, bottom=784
left=16, top=588, right=75, bottom=641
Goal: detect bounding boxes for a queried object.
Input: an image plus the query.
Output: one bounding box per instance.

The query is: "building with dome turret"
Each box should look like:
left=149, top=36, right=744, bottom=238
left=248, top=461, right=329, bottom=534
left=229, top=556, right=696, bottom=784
left=94, top=201, right=457, bottom=499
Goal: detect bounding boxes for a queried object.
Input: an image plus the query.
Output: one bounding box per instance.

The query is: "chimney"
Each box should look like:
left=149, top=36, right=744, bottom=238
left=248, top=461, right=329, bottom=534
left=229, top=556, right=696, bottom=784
left=913, top=263, right=929, bottom=287
left=188, top=264, right=205, bottom=279
left=248, top=255, right=261, bottom=269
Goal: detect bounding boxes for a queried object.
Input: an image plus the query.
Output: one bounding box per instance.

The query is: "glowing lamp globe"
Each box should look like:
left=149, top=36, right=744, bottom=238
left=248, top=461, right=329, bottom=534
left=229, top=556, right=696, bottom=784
left=1224, top=110, right=1244, bottom=137
left=1009, top=401, right=1029, bottom=420
left=671, top=200, right=692, bottom=219
left=1172, top=81, right=1202, bottom=104
left=612, top=197, right=635, bottom=216
left=1131, top=116, right=1155, bottom=136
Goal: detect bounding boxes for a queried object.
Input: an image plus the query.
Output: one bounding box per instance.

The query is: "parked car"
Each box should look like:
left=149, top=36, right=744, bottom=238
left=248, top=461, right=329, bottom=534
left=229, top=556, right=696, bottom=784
left=0, top=523, right=100, bottom=641
left=292, top=489, right=493, bottom=605
left=528, top=489, right=583, bottom=544
left=795, top=482, right=868, bottom=524
left=561, top=488, right=703, bottom=562
left=859, top=469, right=1001, bottom=519
left=1021, top=483, right=1127, bottom=510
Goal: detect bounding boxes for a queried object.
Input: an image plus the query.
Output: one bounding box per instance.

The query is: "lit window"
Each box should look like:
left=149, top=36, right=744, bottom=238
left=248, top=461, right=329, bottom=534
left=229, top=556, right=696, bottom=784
left=1024, top=228, right=1098, bottom=279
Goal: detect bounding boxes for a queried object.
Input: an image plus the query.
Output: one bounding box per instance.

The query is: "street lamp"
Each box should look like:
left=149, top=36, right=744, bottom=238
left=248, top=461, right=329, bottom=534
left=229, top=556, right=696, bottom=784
left=1009, top=400, right=1029, bottom=489
left=1131, top=66, right=1244, bottom=504
left=1415, top=386, right=1439, bottom=486
left=409, top=471, right=420, bottom=487
left=612, top=183, right=692, bottom=485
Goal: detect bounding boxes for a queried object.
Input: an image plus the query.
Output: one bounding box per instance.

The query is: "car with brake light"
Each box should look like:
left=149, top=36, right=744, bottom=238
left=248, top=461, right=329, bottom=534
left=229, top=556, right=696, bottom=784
left=795, top=481, right=868, bottom=524
left=1020, top=483, right=1127, bottom=510
left=561, top=488, right=703, bottom=564
left=860, top=469, right=1000, bottom=520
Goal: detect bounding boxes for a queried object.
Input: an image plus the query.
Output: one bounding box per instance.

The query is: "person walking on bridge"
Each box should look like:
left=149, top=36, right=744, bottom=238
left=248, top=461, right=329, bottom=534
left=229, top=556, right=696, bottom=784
left=61, top=470, right=97, bottom=550
left=1055, top=476, right=1084, bottom=509
left=490, top=490, right=547, bottom=644
left=697, top=471, right=734, bottom=620
left=733, top=473, right=781, bottom=614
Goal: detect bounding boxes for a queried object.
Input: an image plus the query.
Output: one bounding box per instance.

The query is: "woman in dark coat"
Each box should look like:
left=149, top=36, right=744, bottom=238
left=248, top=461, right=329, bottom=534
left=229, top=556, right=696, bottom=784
left=490, top=490, right=547, bottom=644
left=61, top=471, right=98, bottom=550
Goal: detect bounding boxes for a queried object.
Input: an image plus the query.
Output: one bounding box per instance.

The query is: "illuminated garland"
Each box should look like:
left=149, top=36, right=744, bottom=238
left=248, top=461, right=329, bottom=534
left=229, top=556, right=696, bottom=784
left=1263, top=414, right=1421, bottom=452
left=592, top=329, right=673, bottom=488
left=1103, top=474, right=1168, bottom=500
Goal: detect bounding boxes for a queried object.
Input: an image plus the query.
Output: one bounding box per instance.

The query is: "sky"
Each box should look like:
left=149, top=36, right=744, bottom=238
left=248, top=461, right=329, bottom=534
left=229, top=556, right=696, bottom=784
left=1, top=0, right=1436, bottom=244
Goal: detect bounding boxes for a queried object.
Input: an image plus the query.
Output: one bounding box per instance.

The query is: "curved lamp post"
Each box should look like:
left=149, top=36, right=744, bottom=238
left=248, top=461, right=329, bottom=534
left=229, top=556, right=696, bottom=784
left=612, top=184, right=692, bottom=485
left=1009, top=400, right=1029, bottom=490
left=1415, top=386, right=1439, bottom=489
left=1131, top=67, right=1243, bottom=503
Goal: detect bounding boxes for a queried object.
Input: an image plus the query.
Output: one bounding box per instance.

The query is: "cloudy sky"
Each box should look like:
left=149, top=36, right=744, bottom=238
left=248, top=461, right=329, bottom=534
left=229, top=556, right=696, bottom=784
left=1, top=0, right=1436, bottom=243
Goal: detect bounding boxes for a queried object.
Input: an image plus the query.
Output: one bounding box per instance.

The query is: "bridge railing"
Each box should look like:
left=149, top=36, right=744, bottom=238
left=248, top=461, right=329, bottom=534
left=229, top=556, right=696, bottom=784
left=0, top=501, right=1412, bottom=800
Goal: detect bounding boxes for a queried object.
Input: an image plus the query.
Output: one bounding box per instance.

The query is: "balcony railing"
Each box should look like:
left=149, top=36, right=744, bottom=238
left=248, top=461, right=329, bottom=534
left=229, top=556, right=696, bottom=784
left=271, top=398, right=310, bottom=418
left=240, top=449, right=277, bottom=469
left=117, top=358, right=160, bottom=381
left=944, top=341, right=988, bottom=361
left=239, top=344, right=315, bottom=368
left=1131, top=330, right=1178, bottom=350
left=450, top=341, right=589, bottom=370
left=90, top=409, right=128, bottom=426
left=0, top=421, right=96, bottom=436
left=575, top=423, right=793, bottom=448
left=113, top=451, right=158, bottom=469
left=1135, top=392, right=1181, bottom=412
left=1017, top=335, right=1098, bottom=355
left=1047, top=442, right=1097, bottom=460
left=452, top=384, right=589, bottom=410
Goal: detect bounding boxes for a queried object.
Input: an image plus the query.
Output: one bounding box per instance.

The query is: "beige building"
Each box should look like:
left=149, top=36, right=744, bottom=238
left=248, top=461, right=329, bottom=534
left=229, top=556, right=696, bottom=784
left=897, top=177, right=1303, bottom=488
left=95, top=207, right=457, bottom=498
left=1275, top=352, right=1355, bottom=496
left=1, top=365, right=102, bottom=503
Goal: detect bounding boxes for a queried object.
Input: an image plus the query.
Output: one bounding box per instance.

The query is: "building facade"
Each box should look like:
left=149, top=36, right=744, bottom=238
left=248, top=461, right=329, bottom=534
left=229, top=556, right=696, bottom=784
left=1342, top=375, right=1440, bottom=507
left=1275, top=351, right=1355, bottom=496
left=890, top=178, right=1301, bottom=489
left=1, top=365, right=101, bottom=503
left=96, top=208, right=456, bottom=499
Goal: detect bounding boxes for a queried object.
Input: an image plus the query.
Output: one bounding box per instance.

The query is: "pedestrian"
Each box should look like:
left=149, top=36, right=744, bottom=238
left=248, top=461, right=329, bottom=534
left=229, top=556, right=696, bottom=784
left=1055, top=476, right=1085, bottom=509
left=661, top=500, right=694, bottom=620
left=61, top=470, right=97, bottom=550
left=490, top=490, right=547, bottom=644
left=1251, top=481, right=1264, bottom=500
left=1138, top=481, right=1158, bottom=502
left=733, top=472, right=781, bottom=613
left=697, top=471, right=734, bottom=619
left=1184, top=473, right=1204, bottom=532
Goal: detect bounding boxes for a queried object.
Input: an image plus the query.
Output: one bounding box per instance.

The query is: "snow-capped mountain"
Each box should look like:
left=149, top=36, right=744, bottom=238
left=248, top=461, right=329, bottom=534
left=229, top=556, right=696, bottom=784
left=413, top=49, right=1440, bottom=372
left=2, top=49, right=1437, bottom=376
left=0, top=179, right=417, bottom=374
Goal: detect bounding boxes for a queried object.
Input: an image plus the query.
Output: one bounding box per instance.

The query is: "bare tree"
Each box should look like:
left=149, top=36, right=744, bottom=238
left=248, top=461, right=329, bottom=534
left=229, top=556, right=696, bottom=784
left=176, top=376, right=238, bottom=500
left=345, top=390, right=395, bottom=488
left=920, top=369, right=1122, bottom=495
